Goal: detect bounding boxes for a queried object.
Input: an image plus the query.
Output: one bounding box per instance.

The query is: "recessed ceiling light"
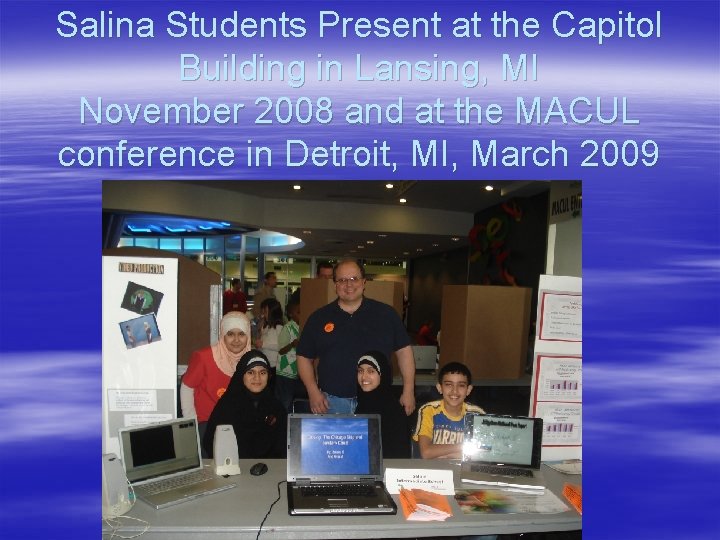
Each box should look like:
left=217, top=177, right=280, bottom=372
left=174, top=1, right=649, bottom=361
left=485, top=185, right=494, bottom=191
left=357, top=245, right=364, bottom=249
left=366, top=240, right=374, bottom=244
left=416, top=248, right=423, bottom=252
left=303, top=230, right=312, bottom=234
left=451, top=237, right=460, bottom=241
left=378, top=234, right=387, bottom=238
left=403, top=251, right=410, bottom=255
left=432, top=243, right=439, bottom=247
left=399, top=198, right=407, bottom=204
left=293, top=185, right=302, bottom=190
left=385, top=183, right=394, bottom=189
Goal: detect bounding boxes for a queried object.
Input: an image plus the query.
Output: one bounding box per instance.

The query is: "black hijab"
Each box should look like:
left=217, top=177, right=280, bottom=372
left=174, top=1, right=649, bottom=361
left=203, top=350, right=287, bottom=459
left=355, top=350, right=410, bottom=458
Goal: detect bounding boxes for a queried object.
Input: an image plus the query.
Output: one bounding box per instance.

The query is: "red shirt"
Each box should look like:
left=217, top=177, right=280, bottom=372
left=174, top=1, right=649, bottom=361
left=416, top=324, right=437, bottom=346
left=223, top=288, right=248, bottom=314
left=182, top=347, right=231, bottom=422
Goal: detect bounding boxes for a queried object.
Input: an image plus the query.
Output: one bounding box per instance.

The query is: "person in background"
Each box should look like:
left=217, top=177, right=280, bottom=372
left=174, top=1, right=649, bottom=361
left=180, top=311, right=252, bottom=448
left=296, top=258, right=416, bottom=415
left=315, top=261, right=334, bottom=279
left=355, top=350, right=411, bottom=458
left=288, top=261, right=334, bottom=306
left=203, top=350, right=287, bottom=459
left=275, top=300, right=306, bottom=412
left=412, top=361, right=484, bottom=459
left=416, top=320, right=438, bottom=346
left=255, top=297, right=284, bottom=380
left=251, top=271, right=277, bottom=319
left=223, top=278, right=248, bottom=315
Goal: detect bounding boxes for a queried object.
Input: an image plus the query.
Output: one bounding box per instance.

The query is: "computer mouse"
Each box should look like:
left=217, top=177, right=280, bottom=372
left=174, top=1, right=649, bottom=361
left=249, top=462, right=268, bottom=476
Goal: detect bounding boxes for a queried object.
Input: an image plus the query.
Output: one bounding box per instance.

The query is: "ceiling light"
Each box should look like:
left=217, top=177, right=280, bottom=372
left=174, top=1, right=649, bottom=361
left=127, top=225, right=152, bottom=233
left=403, top=251, right=410, bottom=255
left=399, top=198, right=407, bottom=204
left=357, top=245, right=365, bottom=249
left=432, top=243, right=439, bottom=247
left=303, top=230, right=312, bottom=234
left=416, top=248, right=423, bottom=252
left=385, top=183, right=394, bottom=189
left=293, top=185, right=302, bottom=190
left=366, top=240, right=374, bottom=244
left=485, top=185, right=494, bottom=191
left=378, top=234, right=387, bottom=238
left=451, top=237, right=460, bottom=241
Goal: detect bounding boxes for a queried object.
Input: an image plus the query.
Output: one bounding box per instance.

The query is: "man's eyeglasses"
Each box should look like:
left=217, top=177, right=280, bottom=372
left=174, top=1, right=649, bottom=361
left=335, top=276, right=363, bottom=285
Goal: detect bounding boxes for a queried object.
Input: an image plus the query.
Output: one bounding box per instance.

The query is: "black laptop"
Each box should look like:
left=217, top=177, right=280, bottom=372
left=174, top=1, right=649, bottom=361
left=286, top=414, right=397, bottom=515
left=460, top=413, right=546, bottom=491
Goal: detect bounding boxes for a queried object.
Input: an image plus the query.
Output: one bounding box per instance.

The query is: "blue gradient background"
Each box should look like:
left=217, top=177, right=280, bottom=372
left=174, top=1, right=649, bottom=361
left=1, top=1, right=718, bottom=538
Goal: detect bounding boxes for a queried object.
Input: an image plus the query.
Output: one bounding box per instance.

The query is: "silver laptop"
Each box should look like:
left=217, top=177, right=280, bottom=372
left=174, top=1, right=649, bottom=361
left=118, top=417, right=237, bottom=509
left=460, top=413, right=546, bottom=491
left=412, top=345, right=437, bottom=370
left=286, top=414, right=397, bottom=515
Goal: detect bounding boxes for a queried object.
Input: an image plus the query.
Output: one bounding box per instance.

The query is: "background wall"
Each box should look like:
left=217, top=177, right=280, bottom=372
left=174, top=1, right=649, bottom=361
left=406, top=191, right=550, bottom=339
left=407, top=248, right=469, bottom=336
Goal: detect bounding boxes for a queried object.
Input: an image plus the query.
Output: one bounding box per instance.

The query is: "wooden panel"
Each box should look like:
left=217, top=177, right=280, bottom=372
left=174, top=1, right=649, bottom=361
left=440, top=285, right=531, bottom=379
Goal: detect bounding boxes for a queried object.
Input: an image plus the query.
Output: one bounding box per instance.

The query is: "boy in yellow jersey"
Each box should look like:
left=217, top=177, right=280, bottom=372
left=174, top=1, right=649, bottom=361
left=412, top=362, right=484, bottom=459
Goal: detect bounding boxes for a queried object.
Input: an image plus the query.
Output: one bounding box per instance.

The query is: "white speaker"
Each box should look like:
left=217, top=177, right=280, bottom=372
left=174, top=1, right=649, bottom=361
left=213, top=425, right=241, bottom=476
left=102, top=453, right=132, bottom=519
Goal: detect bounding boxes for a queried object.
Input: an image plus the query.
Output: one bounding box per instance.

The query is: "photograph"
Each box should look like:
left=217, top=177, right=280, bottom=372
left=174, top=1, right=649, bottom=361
left=119, top=313, right=162, bottom=350
left=120, top=281, right=164, bottom=315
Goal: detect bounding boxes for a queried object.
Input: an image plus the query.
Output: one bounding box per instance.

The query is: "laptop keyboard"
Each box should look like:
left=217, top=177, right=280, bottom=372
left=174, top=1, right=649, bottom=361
left=142, top=468, right=216, bottom=495
left=300, top=483, right=375, bottom=498
left=470, top=464, right=534, bottom=477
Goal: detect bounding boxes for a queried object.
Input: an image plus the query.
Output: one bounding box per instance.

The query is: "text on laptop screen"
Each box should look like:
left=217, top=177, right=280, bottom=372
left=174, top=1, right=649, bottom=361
left=464, top=415, right=535, bottom=466
left=300, top=417, right=370, bottom=475
left=121, top=419, right=201, bottom=483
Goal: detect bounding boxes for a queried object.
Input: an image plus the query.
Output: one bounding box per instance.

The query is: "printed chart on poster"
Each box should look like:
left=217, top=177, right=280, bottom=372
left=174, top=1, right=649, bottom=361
left=538, top=291, right=582, bottom=342
left=102, top=256, right=178, bottom=455
left=529, top=275, right=582, bottom=461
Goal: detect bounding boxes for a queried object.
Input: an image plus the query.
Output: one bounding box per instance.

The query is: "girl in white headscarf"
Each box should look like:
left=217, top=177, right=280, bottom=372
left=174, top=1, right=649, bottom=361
left=180, top=311, right=252, bottom=446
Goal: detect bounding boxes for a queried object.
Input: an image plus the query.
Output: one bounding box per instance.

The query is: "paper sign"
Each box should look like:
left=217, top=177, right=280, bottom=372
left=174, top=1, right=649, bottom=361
left=384, top=468, right=455, bottom=495
left=108, top=389, right=157, bottom=411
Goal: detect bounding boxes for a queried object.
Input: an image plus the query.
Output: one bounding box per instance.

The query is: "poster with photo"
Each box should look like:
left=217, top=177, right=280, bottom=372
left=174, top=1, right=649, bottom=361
left=119, top=313, right=162, bottom=349
left=121, top=281, right=164, bottom=315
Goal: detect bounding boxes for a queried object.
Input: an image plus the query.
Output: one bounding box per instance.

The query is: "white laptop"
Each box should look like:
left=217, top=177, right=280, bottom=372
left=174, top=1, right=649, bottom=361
left=412, top=345, right=437, bottom=370
left=286, top=414, right=397, bottom=515
left=118, top=417, right=237, bottom=509
left=460, top=413, right=546, bottom=491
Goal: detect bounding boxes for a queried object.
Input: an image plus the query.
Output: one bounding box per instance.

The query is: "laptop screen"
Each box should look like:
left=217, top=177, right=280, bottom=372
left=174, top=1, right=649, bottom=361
left=119, top=418, right=202, bottom=484
left=287, top=414, right=383, bottom=482
left=462, top=414, right=543, bottom=468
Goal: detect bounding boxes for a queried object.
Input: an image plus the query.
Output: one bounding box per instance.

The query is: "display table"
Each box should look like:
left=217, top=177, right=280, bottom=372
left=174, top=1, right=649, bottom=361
left=103, top=459, right=581, bottom=539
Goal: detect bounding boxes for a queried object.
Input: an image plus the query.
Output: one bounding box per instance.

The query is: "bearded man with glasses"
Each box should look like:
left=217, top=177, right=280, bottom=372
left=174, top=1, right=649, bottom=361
left=296, top=258, right=416, bottom=416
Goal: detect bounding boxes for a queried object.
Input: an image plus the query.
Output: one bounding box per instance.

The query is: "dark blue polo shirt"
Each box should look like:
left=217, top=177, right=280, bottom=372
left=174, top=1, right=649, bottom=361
left=296, top=297, right=411, bottom=398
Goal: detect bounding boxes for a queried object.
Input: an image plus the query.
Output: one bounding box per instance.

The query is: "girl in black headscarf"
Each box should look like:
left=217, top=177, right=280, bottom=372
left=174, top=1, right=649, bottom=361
left=203, top=350, right=287, bottom=459
left=355, top=350, right=411, bottom=458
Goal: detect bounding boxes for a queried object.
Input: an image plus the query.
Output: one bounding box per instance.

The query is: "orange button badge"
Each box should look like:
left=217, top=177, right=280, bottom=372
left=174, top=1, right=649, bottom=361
left=217, top=387, right=226, bottom=398
left=324, top=322, right=335, bottom=333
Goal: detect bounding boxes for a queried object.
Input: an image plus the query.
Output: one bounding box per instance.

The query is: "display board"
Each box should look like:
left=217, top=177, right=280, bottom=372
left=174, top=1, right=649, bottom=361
left=102, top=256, right=179, bottom=455
left=529, top=275, right=582, bottom=462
